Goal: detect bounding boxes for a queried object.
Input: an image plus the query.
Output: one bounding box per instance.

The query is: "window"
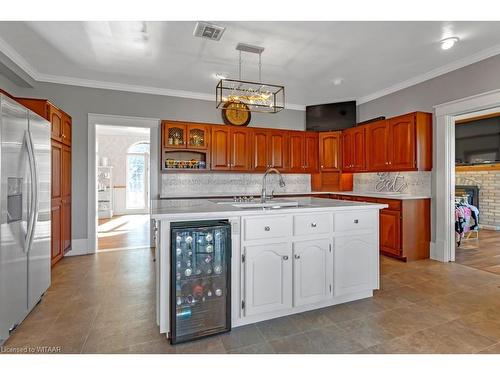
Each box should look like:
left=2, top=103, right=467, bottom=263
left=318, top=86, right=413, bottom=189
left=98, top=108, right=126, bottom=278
left=126, top=142, right=150, bottom=210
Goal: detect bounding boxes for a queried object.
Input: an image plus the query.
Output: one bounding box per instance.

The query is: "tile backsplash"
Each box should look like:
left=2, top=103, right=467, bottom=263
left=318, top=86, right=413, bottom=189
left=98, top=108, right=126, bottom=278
left=353, top=171, right=432, bottom=196
left=161, top=173, right=311, bottom=198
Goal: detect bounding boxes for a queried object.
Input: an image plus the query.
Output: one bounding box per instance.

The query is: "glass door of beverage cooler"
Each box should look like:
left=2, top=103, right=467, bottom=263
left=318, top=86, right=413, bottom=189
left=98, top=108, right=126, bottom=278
left=170, top=220, right=231, bottom=344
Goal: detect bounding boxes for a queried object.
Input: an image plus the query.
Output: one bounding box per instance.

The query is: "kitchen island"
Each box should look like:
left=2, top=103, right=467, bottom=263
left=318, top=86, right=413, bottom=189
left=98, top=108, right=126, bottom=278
left=151, top=197, right=387, bottom=339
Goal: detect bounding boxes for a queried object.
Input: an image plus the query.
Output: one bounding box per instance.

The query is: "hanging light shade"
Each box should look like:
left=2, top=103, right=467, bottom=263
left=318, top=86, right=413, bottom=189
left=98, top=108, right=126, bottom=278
left=216, top=43, right=285, bottom=114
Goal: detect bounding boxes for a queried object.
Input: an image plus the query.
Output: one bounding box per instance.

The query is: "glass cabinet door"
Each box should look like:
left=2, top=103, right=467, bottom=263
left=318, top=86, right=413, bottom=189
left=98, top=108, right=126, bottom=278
left=187, top=124, right=208, bottom=150
left=163, top=122, right=187, bottom=148
left=171, top=223, right=230, bottom=344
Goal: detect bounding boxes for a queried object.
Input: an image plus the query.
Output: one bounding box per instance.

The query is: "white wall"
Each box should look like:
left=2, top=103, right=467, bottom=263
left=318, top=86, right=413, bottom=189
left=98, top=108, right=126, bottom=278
left=97, top=132, right=150, bottom=214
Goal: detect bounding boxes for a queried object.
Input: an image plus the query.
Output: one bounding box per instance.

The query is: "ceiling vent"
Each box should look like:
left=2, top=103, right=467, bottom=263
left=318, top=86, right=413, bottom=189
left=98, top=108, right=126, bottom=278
left=193, top=22, right=226, bottom=41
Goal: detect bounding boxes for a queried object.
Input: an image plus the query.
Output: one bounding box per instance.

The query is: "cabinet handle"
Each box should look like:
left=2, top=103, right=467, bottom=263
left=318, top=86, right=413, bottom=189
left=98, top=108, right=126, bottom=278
left=282, top=256, right=289, bottom=260
left=354, top=219, right=359, bottom=224
left=264, top=226, right=271, bottom=231
left=311, top=223, right=317, bottom=228
left=294, top=254, right=300, bottom=259
left=321, top=165, right=324, bottom=168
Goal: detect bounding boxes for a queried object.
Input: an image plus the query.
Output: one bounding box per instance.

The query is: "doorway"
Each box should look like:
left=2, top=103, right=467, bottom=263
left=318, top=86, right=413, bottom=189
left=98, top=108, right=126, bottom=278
left=88, top=114, right=160, bottom=253
left=453, top=112, right=500, bottom=275
left=434, top=89, right=500, bottom=263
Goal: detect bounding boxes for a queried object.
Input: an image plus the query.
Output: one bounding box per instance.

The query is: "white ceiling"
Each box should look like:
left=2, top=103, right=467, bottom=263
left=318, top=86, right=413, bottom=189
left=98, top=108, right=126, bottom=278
left=1, top=21, right=500, bottom=108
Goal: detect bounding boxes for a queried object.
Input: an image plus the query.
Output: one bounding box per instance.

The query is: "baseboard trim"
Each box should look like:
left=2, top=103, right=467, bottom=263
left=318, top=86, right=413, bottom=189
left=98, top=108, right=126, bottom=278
left=65, top=239, right=91, bottom=257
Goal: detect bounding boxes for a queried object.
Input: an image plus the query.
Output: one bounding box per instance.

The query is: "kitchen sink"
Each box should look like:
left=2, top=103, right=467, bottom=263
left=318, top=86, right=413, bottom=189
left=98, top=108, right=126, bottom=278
left=210, top=198, right=300, bottom=209
left=231, top=200, right=300, bottom=209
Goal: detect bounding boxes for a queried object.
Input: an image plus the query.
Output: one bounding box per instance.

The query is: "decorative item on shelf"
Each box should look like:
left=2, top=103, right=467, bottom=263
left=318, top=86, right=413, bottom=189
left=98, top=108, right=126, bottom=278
left=168, top=128, right=184, bottom=146
left=216, top=43, right=285, bottom=115
left=165, top=158, right=207, bottom=170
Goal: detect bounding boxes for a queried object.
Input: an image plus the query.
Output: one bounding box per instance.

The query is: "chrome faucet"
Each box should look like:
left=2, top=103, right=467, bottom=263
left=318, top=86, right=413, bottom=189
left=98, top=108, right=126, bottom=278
left=261, top=167, right=286, bottom=203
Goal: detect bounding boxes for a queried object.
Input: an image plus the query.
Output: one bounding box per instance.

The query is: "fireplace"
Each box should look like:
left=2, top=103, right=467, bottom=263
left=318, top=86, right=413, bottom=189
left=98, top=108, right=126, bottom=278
left=455, top=185, right=480, bottom=209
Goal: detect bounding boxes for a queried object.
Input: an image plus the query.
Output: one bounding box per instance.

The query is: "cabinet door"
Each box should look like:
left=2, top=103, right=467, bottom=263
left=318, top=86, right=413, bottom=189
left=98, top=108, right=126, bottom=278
left=352, top=126, right=366, bottom=171
left=230, top=127, right=251, bottom=170
left=187, top=124, right=208, bottom=150
left=163, top=122, right=187, bottom=148
left=342, top=130, right=353, bottom=171
left=319, top=131, right=341, bottom=171
left=243, top=242, right=292, bottom=317
left=61, top=198, right=71, bottom=253
left=48, top=105, right=62, bottom=142
left=379, top=209, right=401, bottom=256
left=211, top=126, right=231, bottom=170
left=61, top=144, right=71, bottom=198
left=388, top=114, right=416, bottom=170
left=51, top=199, right=63, bottom=265
left=268, top=131, right=287, bottom=170
left=252, top=129, right=269, bottom=171
left=304, top=132, right=319, bottom=173
left=51, top=141, right=62, bottom=200
left=293, top=239, right=332, bottom=307
left=333, top=234, right=375, bottom=296
left=61, top=113, right=72, bottom=146
left=288, top=131, right=304, bottom=172
left=366, top=120, right=389, bottom=171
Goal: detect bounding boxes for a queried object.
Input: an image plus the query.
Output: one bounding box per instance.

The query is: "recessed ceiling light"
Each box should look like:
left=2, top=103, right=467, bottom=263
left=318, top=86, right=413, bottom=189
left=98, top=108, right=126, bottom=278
left=440, top=37, right=459, bottom=50
left=333, top=78, right=343, bottom=86
left=214, top=73, right=228, bottom=80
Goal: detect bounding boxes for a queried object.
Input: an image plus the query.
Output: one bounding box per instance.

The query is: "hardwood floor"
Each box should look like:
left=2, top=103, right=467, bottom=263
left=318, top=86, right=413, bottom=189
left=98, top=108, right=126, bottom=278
left=3, top=254, right=500, bottom=354
left=456, top=229, right=500, bottom=275
left=98, top=214, right=150, bottom=251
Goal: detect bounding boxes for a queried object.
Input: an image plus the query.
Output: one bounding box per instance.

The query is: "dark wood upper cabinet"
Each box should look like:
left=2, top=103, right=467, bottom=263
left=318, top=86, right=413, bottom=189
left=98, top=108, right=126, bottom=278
left=351, top=126, right=366, bottom=171
left=211, top=126, right=231, bottom=170
left=388, top=113, right=416, bottom=170
left=366, top=120, right=389, bottom=170
left=364, top=112, right=432, bottom=172
left=252, top=129, right=269, bottom=171
left=163, top=121, right=187, bottom=148
left=187, top=124, right=209, bottom=150
left=304, top=132, right=319, bottom=173
left=48, top=105, right=63, bottom=142
left=268, top=130, right=287, bottom=171
left=342, top=129, right=355, bottom=172
left=230, top=127, right=251, bottom=170
left=319, top=131, right=342, bottom=171
left=61, top=113, right=72, bottom=146
left=288, top=131, right=304, bottom=172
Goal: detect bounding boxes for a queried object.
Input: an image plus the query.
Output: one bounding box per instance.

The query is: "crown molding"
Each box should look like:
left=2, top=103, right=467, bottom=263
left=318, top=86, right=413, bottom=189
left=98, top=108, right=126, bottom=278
left=2, top=34, right=500, bottom=111
left=357, top=43, right=500, bottom=105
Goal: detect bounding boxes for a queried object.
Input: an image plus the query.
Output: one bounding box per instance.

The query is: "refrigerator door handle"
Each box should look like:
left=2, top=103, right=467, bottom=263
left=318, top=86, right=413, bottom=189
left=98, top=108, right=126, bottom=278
left=24, top=130, right=37, bottom=253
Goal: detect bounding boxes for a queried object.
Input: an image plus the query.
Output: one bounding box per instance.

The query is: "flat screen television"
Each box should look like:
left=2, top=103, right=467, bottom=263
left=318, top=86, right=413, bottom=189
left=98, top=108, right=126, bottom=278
left=306, top=101, right=356, bottom=131
left=455, top=116, right=500, bottom=165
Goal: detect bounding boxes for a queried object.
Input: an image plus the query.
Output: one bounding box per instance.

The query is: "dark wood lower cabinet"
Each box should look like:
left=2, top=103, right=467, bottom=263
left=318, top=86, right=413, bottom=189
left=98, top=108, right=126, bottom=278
left=51, top=199, right=63, bottom=265
left=331, top=194, right=430, bottom=261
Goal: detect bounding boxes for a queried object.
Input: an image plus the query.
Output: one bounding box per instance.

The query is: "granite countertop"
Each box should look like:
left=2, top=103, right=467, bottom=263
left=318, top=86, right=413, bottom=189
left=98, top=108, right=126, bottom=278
left=151, top=197, right=387, bottom=220
left=160, top=191, right=431, bottom=201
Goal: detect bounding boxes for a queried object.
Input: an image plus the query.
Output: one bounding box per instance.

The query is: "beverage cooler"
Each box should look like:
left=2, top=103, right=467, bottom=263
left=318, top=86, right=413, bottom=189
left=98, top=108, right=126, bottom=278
left=170, top=220, right=231, bottom=344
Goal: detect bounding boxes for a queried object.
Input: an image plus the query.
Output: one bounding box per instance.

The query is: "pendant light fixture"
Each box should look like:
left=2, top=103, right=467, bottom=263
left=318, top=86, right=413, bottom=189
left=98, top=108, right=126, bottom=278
left=216, top=43, right=285, bottom=114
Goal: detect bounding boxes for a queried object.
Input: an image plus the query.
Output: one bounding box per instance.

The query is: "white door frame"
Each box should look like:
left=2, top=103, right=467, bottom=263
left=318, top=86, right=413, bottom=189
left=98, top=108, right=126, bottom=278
left=88, top=113, right=160, bottom=253
left=433, top=89, right=500, bottom=262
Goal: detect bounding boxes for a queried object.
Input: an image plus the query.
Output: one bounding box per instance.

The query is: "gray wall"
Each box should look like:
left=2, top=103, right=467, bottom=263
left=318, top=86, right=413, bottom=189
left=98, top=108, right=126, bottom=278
left=0, top=74, right=305, bottom=242
left=358, top=53, right=500, bottom=244
left=358, top=54, right=500, bottom=121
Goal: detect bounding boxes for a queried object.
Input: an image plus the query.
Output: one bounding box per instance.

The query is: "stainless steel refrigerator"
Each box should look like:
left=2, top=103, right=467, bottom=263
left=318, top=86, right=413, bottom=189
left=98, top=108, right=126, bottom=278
left=0, top=94, right=51, bottom=344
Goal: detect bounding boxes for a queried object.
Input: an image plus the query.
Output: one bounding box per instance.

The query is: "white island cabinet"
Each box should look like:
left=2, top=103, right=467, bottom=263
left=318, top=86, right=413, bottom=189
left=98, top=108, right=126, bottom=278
left=151, top=197, right=387, bottom=336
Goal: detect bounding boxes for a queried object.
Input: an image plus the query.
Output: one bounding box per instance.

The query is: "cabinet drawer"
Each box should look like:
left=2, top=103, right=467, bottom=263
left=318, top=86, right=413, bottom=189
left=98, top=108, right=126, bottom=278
left=376, top=198, right=401, bottom=211
left=293, top=213, right=332, bottom=237
left=334, top=210, right=375, bottom=232
left=243, top=215, right=291, bottom=241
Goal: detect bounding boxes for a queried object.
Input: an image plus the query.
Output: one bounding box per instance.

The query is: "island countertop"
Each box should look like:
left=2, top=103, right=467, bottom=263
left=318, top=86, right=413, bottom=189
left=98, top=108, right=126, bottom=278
left=150, top=197, right=388, bottom=220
